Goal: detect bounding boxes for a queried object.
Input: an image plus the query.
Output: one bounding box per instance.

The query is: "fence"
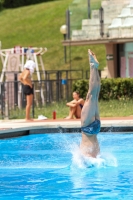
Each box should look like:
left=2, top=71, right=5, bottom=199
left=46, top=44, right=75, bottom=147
left=69, top=0, right=102, bottom=36
left=0, top=69, right=84, bottom=81
left=0, top=71, right=84, bottom=119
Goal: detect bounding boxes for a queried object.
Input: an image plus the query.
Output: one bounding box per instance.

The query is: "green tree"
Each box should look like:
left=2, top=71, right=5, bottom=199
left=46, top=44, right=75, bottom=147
left=0, top=0, right=4, bottom=10
left=3, top=0, right=57, bottom=8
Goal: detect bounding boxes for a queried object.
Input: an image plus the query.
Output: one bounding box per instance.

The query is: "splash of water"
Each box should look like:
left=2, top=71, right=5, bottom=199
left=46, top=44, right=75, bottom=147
left=69, top=143, right=118, bottom=169
left=0, top=132, right=118, bottom=170
left=54, top=131, right=118, bottom=169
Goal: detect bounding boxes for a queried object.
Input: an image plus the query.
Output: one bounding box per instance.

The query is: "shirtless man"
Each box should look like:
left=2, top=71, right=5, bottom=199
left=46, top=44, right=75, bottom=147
left=19, top=59, right=35, bottom=121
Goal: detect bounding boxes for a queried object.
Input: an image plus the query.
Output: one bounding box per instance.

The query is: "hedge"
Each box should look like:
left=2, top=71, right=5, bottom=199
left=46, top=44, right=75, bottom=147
left=73, top=78, right=133, bottom=100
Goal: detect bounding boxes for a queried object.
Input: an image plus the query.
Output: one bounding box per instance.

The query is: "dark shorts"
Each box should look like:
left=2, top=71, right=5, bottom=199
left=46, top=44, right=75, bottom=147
left=81, top=119, right=101, bottom=135
left=23, top=85, right=33, bottom=96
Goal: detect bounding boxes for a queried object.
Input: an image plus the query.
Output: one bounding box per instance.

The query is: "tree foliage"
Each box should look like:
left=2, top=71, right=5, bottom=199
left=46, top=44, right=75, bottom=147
left=0, top=0, right=4, bottom=10
left=3, top=0, right=56, bottom=8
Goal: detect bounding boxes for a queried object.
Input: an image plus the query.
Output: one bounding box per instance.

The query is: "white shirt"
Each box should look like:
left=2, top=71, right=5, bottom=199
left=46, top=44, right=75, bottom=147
left=24, top=60, right=36, bottom=75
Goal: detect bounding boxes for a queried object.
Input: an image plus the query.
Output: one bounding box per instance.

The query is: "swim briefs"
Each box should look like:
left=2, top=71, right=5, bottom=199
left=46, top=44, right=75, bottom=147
left=81, top=119, right=101, bottom=135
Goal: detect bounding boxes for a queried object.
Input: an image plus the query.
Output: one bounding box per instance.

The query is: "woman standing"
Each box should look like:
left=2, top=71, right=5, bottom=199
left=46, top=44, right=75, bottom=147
left=19, top=59, right=36, bottom=121
left=80, top=49, right=101, bottom=158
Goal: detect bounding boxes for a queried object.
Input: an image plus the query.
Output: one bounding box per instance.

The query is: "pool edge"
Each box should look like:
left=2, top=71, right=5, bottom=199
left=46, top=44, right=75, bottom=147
left=0, top=125, right=133, bottom=139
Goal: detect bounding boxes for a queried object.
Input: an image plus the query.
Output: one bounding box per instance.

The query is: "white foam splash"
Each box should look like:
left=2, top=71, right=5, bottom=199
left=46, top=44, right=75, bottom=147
left=0, top=134, right=118, bottom=170
left=69, top=143, right=118, bottom=169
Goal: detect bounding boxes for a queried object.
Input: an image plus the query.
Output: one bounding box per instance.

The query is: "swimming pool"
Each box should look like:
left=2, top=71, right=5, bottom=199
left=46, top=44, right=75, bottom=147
left=0, top=133, right=133, bottom=199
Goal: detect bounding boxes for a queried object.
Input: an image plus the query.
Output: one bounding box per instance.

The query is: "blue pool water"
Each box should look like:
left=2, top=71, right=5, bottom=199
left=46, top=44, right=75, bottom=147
left=0, top=133, right=133, bottom=200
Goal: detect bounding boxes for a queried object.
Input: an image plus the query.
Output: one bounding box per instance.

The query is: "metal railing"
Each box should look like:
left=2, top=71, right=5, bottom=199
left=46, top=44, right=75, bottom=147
left=1, top=69, right=84, bottom=81
left=0, top=79, right=80, bottom=119
left=0, top=69, right=100, bottom=119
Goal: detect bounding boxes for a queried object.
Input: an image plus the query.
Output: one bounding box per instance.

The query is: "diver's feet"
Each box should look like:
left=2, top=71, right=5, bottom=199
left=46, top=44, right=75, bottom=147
left=88, top=49, right=99, bottom=69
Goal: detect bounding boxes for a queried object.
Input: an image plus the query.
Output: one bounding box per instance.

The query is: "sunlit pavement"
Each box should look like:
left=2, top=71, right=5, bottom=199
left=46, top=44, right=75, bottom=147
left=0, top=117, right=133, bottom=130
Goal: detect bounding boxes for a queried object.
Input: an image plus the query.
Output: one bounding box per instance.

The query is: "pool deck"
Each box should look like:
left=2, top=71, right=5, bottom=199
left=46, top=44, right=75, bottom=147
left=0, top=116, right=133, bottom=131
left=0, top=116, right=133, bottom=139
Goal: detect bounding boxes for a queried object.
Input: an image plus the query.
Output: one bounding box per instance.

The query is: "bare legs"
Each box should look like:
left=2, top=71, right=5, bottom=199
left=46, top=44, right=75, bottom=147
left=65, top=105, right=81, bottom=119
left=81, top=67, right=100, bottom=127
left=80, top=60, right=101, bottom=158
left=26, top=94, right=33, bottom=121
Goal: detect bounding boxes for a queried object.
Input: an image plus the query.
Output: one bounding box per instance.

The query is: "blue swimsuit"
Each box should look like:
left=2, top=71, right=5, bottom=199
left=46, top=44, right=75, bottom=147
left=81, top=119, right=101, bottom=135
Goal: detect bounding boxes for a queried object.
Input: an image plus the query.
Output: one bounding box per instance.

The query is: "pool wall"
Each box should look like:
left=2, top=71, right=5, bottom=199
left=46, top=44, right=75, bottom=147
left=0, top=125, right=133, bottom=139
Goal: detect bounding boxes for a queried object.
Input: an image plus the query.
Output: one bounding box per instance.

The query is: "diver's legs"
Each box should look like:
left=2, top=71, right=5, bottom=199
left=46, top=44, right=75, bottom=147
left=81, top=66, right=100, bottom=127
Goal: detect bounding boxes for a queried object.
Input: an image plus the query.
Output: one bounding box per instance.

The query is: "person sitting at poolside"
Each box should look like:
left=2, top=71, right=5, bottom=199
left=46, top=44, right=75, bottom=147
left=65, top=91, right=84, bottom=119
left=80, top=49, right=101, bottom=158
left=19, top=57, right=36, bottom=121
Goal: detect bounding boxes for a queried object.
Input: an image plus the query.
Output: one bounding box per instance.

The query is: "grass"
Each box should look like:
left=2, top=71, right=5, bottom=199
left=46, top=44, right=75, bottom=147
left=35, top=100, right=133, bottom=118
left=0, top=0, right=127, bottom=119
left=0, top=0, right=106, bottom=74
left=99, top=100, right=133, bottom=117
left=8, top=100, right=133, bottom=119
